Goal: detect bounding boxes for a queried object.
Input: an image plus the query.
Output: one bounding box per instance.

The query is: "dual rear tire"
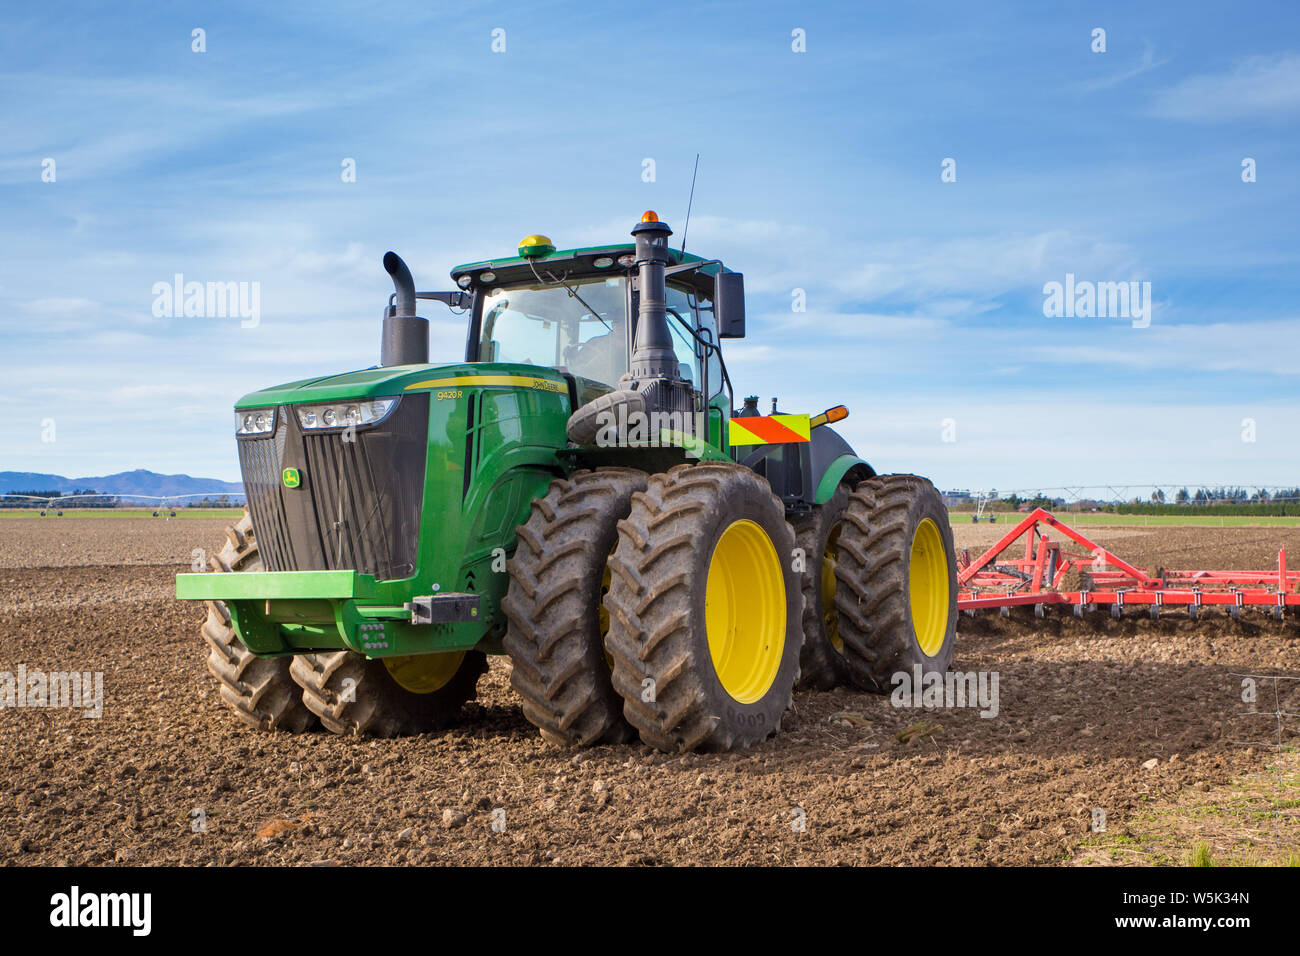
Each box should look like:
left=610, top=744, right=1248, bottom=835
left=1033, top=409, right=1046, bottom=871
left=833, top=475, right=958, bottom=690
left=791, top=475, right=958, bottom=693
left=503, top=463, right=802, bottom=752
left=603, top=463, right=802, bottom=752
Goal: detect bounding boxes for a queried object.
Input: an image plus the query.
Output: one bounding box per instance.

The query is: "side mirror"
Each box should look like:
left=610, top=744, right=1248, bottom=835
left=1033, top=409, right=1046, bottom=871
left=715, top=272, right=745, bottom=338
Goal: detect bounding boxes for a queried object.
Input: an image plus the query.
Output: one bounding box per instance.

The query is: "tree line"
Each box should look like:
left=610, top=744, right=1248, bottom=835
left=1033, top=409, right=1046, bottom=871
left=969, top=487, right=1300, bottom=516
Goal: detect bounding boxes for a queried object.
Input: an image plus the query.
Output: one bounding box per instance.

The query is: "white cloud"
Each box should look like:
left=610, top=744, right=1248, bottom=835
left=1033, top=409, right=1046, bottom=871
left=111, top=383, right=212, bottom=401
left=775, top=310, right=951, bottom=338
left=1029, top=319, right=1300, bottom=376
left=1149, top=53, right=1300, bottom=120
left=810, top=396, right=1300, bottom=491
left=1077, top=41, right=1168, bottom=92
left=665, top=216, right=1145, bottom=321
left=22, top=296, right=98, bottom=314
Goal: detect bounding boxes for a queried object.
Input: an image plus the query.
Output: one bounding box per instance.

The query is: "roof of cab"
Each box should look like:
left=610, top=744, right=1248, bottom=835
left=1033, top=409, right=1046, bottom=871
left=450, top=244, right=723, bottom=284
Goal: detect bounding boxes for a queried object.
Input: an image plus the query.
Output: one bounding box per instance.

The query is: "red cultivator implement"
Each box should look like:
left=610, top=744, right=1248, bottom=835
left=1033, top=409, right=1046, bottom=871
left=957, top=509, right=1300, bottom=619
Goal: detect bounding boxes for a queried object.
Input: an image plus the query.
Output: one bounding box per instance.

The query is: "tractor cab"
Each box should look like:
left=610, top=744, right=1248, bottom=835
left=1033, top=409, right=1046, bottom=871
left=443, top=216, right=742, bottom=415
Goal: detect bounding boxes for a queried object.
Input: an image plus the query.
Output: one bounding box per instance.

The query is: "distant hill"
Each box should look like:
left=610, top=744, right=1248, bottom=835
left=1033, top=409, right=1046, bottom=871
left=0, top=469, right=244, bottom=500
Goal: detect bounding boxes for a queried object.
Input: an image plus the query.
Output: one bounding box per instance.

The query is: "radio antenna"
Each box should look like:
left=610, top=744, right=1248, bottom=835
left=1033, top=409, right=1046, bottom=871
left=680, top=154, right=700, bottom=254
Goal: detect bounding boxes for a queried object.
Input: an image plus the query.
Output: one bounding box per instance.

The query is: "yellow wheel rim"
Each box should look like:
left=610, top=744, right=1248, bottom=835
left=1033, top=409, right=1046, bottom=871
left=821, top=522, right=844, bottom=653
left=384, top=651, right=465, bottom=694
left=909, top=518, right=950, bottom=657
left=705, top=519, right=786, bottom=704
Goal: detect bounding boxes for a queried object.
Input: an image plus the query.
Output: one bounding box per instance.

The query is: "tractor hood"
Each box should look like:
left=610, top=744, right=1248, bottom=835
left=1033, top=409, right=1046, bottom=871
left=234, top=362, right=570, bottom=410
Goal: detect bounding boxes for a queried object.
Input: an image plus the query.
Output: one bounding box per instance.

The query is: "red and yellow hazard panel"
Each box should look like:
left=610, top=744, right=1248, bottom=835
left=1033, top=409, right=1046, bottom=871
left=728, top=414, right=811, bottom=446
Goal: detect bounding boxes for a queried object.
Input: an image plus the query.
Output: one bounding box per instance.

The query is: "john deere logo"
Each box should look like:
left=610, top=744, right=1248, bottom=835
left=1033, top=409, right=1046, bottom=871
left=282, top=467, right=301, bottom=489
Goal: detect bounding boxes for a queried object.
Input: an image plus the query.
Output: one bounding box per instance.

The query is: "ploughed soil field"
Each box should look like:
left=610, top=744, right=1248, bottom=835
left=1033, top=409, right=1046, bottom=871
left=0, top=516, right=1297, bottom=866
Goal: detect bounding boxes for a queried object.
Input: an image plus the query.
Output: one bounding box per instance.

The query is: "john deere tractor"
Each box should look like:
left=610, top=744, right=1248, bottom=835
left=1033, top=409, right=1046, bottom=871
left=177, top=211, right=958, bottom=751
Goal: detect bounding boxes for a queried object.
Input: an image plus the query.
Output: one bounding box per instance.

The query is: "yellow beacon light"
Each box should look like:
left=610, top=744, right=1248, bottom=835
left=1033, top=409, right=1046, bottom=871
left=640, top=210, right=659, bottom=222
left=518, top=234, right=555, bottom=258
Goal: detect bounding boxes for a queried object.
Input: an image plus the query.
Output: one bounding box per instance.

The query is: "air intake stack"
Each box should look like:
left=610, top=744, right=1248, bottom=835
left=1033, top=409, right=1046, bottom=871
left=616, top=213, right=695, bottom=416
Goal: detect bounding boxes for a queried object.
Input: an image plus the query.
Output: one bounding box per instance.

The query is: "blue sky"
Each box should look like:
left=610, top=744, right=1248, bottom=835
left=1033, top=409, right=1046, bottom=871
left=2, top=0, right=1298, bottom=492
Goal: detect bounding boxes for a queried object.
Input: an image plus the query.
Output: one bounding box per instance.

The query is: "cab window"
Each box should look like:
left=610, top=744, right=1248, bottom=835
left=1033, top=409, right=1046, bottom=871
left=665, top=282, right=723, bottom=400
left=479, top=278, right=627, bottom=388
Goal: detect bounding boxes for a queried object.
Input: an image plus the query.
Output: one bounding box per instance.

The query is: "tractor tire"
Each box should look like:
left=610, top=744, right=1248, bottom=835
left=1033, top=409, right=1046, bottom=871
left=604, top=462, right=802, bottom=752
left=290, top=649, right=487, bottom=737
left=200, top=512, right=317, bottom=733
left=834, top=475, right=958, bottom=692
left=792, top=483, right=853, bottom=690
left=503, top=468, right=647, bottom=747
left=565, top=389, right=645, bottom=445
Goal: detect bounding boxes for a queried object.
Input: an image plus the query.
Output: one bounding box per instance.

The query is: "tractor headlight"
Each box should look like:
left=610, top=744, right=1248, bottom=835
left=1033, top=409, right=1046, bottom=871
left=235, top=408, right=276, bottom=435
left=295, top=398, right=398, bottom=431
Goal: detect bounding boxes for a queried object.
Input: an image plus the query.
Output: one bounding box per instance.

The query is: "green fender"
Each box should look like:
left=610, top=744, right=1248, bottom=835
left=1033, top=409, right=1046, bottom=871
left=815, top=454, right=876, bottom=504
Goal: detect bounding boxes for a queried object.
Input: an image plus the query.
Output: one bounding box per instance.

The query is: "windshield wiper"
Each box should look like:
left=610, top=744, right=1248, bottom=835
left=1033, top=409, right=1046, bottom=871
left=527, top=260, right=612, bottom=332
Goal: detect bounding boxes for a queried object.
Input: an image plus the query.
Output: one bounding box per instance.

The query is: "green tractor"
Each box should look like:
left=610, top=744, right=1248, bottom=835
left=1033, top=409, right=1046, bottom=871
left=176, top=211, right=958, bottom=751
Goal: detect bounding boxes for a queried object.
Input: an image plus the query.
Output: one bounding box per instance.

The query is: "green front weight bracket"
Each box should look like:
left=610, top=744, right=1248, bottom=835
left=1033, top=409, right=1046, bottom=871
left=176, top=570, right=484, bottom=657
left=177, top=569, right=377, bottom=603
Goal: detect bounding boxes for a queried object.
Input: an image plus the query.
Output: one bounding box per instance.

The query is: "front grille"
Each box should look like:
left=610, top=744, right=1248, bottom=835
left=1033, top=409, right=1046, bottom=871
left=240, top=427, right=296, bottom=571
left=237, top=396, right=429, bottom=579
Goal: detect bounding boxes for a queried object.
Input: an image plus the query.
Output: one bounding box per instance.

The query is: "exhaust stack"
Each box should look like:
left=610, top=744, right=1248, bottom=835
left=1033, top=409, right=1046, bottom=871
left=381, top=251, right=428, bottom=367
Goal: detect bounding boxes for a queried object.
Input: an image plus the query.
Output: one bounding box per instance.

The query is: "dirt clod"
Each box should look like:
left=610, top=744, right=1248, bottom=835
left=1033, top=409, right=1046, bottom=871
left=441, top=810, right=467, bottom=829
